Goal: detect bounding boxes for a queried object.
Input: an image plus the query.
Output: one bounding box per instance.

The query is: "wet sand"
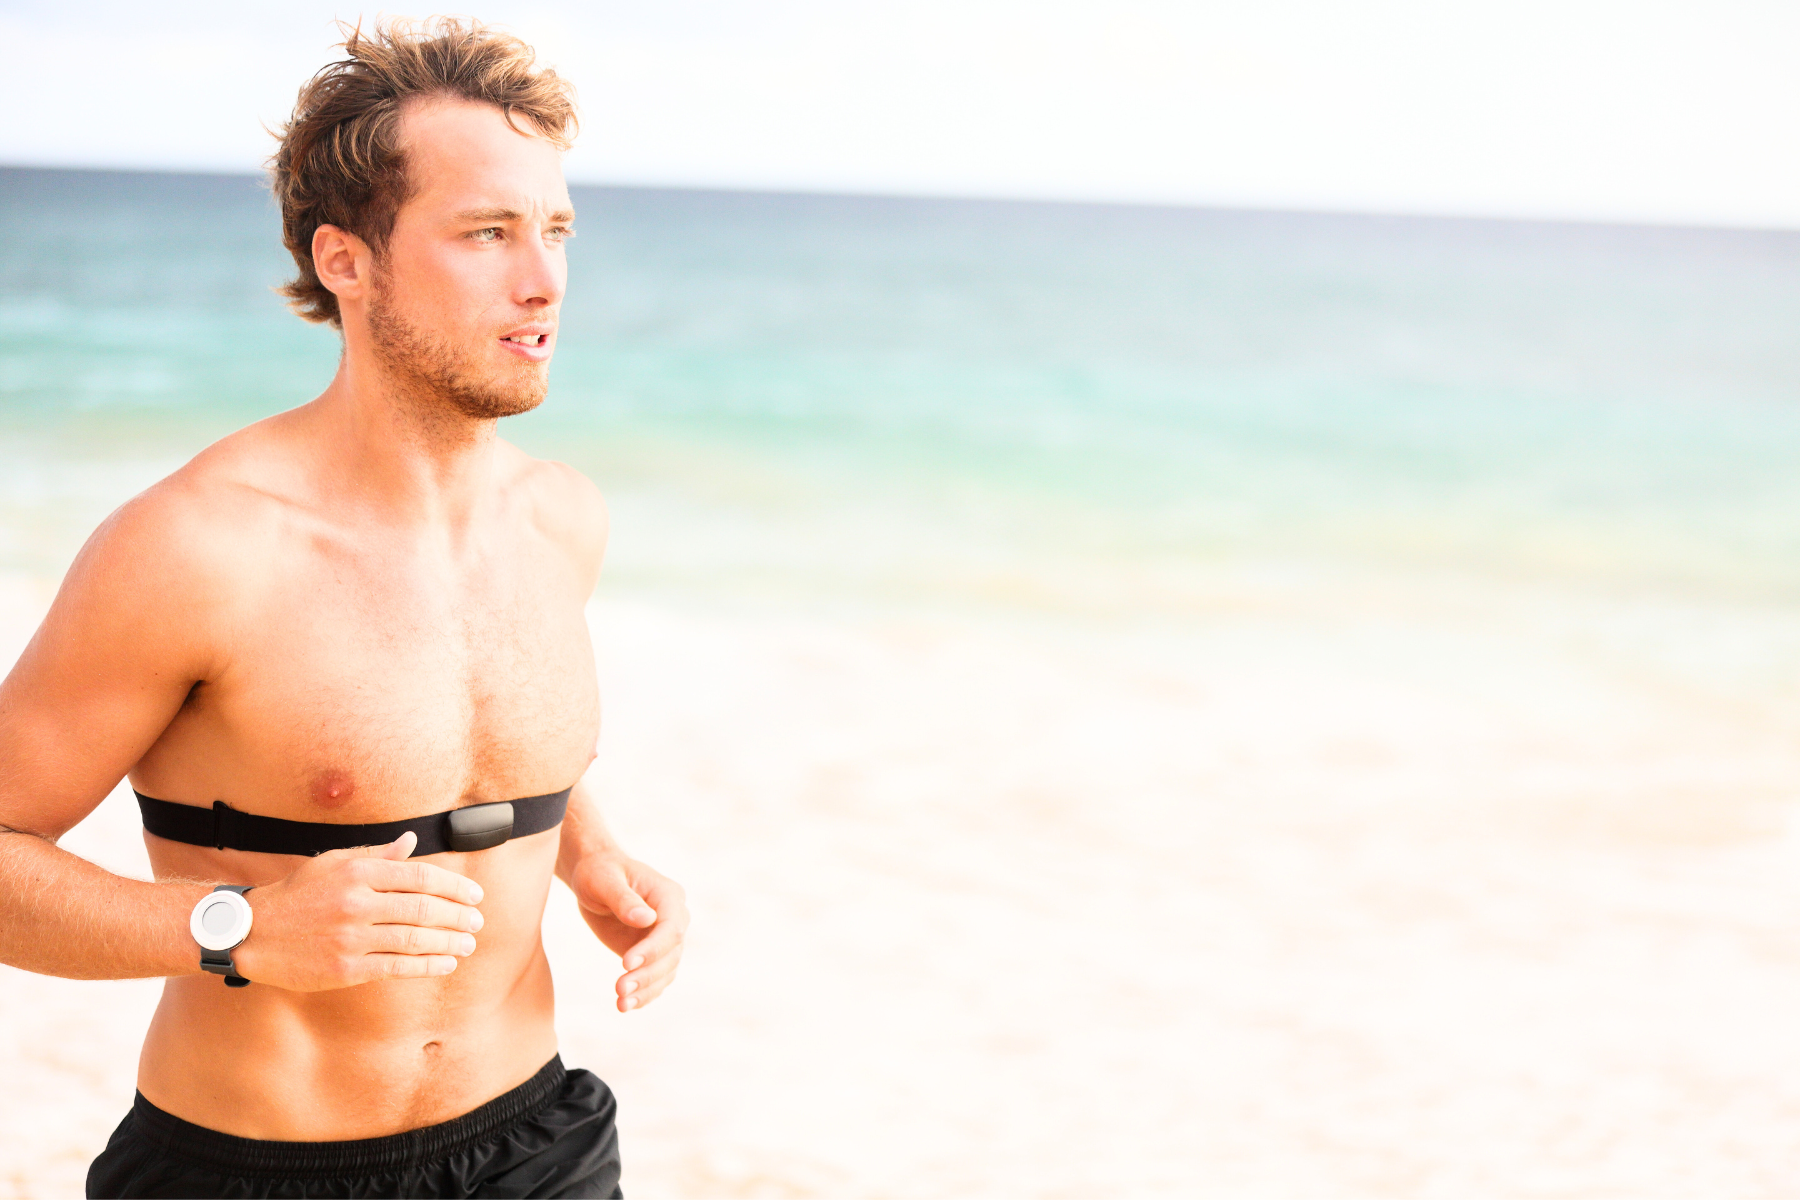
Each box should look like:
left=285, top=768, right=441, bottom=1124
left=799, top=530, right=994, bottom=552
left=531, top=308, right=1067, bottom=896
left=7, top=573, right=1800, bottom=1198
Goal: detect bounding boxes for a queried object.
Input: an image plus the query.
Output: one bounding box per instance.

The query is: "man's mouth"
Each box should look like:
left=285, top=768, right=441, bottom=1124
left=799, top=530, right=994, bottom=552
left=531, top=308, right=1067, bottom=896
left=503, top=334, right=547, bottom=346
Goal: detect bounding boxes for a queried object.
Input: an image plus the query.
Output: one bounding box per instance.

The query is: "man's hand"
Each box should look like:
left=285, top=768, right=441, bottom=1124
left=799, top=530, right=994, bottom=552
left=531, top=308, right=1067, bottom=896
left=565, top=849, right=688, bottom=1012
left=233, top=832, right=485, bottom=990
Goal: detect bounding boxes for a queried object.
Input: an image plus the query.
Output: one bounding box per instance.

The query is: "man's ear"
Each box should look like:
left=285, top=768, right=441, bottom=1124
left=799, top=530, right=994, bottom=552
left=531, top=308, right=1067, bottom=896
left=312, top=224, right=373, bottom=308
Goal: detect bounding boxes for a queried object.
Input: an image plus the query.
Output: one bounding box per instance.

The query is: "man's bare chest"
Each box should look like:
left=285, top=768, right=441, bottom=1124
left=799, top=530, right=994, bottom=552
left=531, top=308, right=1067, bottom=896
left=143, top=545, right=599, bottom=819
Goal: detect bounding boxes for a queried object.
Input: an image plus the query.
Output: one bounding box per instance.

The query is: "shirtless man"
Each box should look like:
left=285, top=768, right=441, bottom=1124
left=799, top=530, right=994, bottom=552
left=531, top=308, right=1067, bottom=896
left=0, top=19, right=684, bottom=1198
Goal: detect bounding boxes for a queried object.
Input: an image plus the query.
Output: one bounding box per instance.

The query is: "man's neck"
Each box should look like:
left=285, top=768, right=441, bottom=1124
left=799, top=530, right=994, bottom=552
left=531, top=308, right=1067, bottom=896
left=304, top=352, right=502, bottom=538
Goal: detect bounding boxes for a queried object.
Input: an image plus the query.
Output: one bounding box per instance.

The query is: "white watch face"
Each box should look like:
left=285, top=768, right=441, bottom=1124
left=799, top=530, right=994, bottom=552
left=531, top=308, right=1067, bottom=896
left=190, top=889, right=253, bottom=952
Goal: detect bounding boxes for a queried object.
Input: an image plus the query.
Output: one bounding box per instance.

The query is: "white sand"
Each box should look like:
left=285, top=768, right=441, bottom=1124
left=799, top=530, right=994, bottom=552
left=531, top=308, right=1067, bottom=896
left=7, top=574, right=1800, bottom=1197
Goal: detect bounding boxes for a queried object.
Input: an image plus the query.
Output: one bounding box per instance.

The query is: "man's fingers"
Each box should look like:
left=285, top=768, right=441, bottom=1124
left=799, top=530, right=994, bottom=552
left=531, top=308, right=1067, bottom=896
left=367, top=925, right=478, bottom=957
left=619, top=945, right=682, bottom=1006
left=377, top=831, right=417, bottom=859
left=623, top=940, right=682, bottom=983
left=364, top=857, right=484, bottom=905
left=618, top=890, right=688, bottom=969
left=620, top=920, right=682, bottom=971
left=611, top=877, right=687, bottom=971
left=609, top=887, right=655, bottom=927
left=583, top=866, right=655, bottom=927
left=631, top=976, right=675, bottom=1008
left=345, top=831, right=417, bottom=859
left=620, top=956, right=681, bottom=1010
left=632, top=874, right=688, bottom=932
left=359, top=953, right=459, bottom=981
left=316, top=831, right=416, bottom=863
left=375, top=892, right=483, bottom=932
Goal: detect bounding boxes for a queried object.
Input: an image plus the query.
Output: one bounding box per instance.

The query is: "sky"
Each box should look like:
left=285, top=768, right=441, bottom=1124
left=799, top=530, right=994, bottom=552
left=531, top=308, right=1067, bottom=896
left=1, top=0, right=1796, bottom=228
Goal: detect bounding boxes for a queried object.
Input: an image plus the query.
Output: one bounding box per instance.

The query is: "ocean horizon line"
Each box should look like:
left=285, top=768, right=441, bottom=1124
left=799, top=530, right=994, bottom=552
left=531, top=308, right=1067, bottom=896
left=4, top=160, right=1797, bottom=242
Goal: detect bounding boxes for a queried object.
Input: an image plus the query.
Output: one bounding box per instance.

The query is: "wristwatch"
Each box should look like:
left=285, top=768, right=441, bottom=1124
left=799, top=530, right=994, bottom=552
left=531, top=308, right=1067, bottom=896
left=190, top=884, right=255, bottom=988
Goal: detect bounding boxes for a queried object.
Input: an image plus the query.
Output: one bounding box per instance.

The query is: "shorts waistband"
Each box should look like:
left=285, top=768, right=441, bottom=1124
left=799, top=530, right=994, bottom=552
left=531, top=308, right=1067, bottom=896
left=125, top=1055, right=568, bottom=1179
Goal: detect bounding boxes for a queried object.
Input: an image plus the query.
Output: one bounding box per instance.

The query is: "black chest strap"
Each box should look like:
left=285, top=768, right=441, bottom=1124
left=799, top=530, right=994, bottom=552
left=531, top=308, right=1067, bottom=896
left=135, top=787, right=572, bottom=856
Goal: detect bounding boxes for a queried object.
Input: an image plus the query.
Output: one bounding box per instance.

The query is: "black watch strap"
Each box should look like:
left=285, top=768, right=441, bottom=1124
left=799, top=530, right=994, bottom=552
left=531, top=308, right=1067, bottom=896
left=199, top=885, right=254, bottom=988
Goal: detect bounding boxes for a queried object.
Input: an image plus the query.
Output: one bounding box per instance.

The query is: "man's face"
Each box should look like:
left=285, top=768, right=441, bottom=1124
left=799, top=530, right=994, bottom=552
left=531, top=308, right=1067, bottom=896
left=367, top=97, right=573, bottom=420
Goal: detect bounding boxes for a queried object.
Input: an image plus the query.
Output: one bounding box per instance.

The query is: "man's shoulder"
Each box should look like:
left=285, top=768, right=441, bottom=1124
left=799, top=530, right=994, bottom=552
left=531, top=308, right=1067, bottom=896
left=85, top=420, right=302, bottom=593
left=498, top=442, right=608, bottom=569
left=39, top=419, right=303, bottom=682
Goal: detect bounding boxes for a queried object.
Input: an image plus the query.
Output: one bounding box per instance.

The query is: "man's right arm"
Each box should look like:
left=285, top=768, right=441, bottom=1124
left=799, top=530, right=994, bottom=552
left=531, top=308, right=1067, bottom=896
left=0, top=481, right=482, bottom=987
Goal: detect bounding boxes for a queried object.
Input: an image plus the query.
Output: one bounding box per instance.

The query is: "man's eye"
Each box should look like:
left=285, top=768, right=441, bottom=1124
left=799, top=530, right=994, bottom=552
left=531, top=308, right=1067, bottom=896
left=547, top=226, right=576, bottom=243
left=470, top=227, right=502, bottom=243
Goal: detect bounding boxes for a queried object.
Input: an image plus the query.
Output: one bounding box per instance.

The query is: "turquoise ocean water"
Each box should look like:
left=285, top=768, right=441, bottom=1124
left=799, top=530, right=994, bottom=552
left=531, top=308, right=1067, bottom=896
left=5, top=165, right=1800, bottom=613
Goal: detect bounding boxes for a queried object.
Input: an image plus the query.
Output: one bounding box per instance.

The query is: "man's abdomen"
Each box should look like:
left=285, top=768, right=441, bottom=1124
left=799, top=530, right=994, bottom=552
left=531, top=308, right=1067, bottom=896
left=135, top=830, right=562, bottom=1141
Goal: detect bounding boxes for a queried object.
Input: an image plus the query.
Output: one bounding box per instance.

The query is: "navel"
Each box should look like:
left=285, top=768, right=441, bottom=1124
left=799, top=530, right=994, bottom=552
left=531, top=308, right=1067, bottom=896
left=310, top=769, right=357, bottom=809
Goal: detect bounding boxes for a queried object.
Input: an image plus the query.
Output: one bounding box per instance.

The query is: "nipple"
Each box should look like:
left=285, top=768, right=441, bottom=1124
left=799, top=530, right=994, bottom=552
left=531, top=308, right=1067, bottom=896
left=311, top=770, right=356, bottom=810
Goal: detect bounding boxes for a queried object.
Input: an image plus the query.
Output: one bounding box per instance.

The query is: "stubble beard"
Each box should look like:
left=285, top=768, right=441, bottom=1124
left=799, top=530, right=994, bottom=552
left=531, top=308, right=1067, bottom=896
left=366, top=277, right=547, bottom=423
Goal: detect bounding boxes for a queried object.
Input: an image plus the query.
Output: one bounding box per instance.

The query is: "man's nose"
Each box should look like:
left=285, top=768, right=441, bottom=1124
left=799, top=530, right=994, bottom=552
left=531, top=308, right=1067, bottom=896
left=512, top=234, right=565, bottom=308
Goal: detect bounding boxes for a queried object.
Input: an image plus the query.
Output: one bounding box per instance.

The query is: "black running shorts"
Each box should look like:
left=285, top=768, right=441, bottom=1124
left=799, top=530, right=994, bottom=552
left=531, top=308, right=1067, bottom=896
left=86, top=1056, right=621, bottom=1199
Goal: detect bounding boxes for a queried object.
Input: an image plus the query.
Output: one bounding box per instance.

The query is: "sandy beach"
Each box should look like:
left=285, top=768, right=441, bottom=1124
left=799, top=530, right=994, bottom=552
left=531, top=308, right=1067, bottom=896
left=8, top=560, right=1800, bottom=1197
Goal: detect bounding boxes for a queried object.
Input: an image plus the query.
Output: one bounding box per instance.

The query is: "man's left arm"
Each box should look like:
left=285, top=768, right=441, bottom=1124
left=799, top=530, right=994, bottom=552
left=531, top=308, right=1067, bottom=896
left=539, top=458, right=687, bottom=1009
left=555, top=779, right=688, bottom=1011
